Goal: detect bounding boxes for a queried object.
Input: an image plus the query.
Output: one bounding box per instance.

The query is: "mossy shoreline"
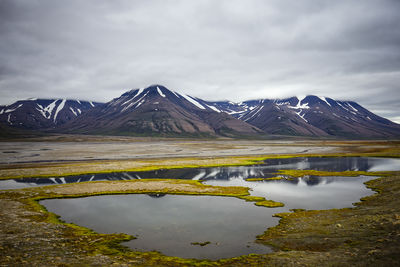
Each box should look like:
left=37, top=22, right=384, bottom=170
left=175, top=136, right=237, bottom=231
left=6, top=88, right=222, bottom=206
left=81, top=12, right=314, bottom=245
left=2, top=170, right=399, bottom=266
left=0, top=178, right=286, bottom=266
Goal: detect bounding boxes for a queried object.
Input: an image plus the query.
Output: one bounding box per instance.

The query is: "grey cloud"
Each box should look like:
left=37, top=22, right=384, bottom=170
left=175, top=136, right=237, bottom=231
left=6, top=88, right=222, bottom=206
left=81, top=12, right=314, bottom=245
left=0, top=0, right=399, bottom=122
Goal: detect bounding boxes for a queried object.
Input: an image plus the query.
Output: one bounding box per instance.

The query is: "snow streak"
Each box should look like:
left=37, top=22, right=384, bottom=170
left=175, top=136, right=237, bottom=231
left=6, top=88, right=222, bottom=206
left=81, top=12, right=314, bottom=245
left=53, top=99, right=66, bottom=122
left=157, top=86, right=166, bottom=97
left=180, top=94, right=206, bottom=109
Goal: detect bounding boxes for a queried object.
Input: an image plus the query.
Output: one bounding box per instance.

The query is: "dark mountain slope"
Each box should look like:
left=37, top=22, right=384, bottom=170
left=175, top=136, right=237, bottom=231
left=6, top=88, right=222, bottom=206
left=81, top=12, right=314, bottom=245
left=0, top=99, right=102, bottom=130
left=60, top=85, right=262, bottom=137
left=212, top=96, right=400, bottom=138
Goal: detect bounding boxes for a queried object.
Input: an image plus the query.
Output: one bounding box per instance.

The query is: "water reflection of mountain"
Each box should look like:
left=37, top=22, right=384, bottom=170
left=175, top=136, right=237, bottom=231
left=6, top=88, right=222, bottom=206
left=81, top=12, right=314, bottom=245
left=263, top=157, right=373, bottom=172
left=11, top=157, right=393, bottom=187
left=14, top=166, right=273, bottom=186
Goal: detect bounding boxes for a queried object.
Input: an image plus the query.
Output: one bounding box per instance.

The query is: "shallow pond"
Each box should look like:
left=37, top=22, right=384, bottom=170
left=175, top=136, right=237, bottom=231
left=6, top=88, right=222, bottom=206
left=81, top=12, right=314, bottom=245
left=42, top=195, right=281, bottom=259
left=41, top=173, right=377, bottom=259
left=1, top=156, right=399, bottom=189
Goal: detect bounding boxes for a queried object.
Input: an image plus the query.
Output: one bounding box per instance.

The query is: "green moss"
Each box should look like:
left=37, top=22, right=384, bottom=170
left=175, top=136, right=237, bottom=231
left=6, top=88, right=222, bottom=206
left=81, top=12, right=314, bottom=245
left=254, top=200, right=285, bottom=208
left=238, top=195, right=266, bottom=202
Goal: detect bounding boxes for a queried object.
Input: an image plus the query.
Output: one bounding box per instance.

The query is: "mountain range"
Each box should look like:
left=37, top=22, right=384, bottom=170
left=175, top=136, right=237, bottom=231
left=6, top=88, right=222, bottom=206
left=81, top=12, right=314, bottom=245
left=1, top=85, right=399, bottom=139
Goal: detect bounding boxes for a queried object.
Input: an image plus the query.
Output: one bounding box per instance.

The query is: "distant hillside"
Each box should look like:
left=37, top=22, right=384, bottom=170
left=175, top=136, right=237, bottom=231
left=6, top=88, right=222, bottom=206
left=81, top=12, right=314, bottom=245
left=0, top=99, right=102, bottom=130
left=211, top=96, right=400, bottom=138
left=1, top=86, right=399, bottom=139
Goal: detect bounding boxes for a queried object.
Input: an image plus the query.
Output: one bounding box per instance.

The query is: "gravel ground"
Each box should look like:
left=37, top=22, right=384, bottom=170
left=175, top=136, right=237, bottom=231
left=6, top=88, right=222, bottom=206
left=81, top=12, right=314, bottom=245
left=0, top=139, right=339, bottom=164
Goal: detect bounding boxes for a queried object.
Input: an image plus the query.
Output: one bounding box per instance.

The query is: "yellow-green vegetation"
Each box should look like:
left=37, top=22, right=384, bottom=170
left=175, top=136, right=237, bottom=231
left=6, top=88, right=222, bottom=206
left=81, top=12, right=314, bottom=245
left=238, top=195, right=266, bottom=202
left=246, top=177, right=284, bottom=181
left=27, top=179, right=252, bottom=202
left=1, top=139, right=399, bottom=180
left=255, top=200, right=285, bottom=208
left=238, top=195, right=285, bottom=208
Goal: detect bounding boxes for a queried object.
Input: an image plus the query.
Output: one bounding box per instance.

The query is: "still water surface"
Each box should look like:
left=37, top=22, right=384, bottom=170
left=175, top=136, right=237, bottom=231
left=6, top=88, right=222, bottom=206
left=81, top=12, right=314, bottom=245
left=41, top=173, right=376, bottom=259
left=1, top=157, right=399, bottom=189
left=42, top=195, right=281, bottom=259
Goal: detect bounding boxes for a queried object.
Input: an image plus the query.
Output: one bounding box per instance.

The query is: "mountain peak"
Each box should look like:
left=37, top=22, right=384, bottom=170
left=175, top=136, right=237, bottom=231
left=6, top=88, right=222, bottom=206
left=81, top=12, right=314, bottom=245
left=2, top=86, right=399, bottom=139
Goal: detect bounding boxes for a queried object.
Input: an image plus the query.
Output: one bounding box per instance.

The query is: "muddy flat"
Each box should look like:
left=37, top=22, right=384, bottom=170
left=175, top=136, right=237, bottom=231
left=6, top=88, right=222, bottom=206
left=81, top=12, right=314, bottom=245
left=0, top=138, right=339, bottom=164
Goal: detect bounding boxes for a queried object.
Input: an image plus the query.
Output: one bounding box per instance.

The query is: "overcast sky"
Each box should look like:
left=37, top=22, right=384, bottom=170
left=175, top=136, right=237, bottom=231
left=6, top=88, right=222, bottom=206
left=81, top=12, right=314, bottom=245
left=1, top=0, right=399, bottom=122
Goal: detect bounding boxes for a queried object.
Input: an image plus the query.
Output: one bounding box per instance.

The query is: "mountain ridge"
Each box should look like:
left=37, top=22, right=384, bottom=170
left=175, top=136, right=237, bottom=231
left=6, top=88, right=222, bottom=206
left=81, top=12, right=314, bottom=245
left=0, top=99, right=102, bottom=130
left=57, top=85, right=262, bottom=137
left=1, top=85, right=399, bottom=139
left=210, top=95, right=400, bottom=138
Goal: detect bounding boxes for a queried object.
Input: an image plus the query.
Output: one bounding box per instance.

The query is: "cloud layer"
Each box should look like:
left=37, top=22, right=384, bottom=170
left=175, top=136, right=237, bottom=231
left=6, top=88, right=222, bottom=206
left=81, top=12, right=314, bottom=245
left=1, top=0, right=399, bottom=122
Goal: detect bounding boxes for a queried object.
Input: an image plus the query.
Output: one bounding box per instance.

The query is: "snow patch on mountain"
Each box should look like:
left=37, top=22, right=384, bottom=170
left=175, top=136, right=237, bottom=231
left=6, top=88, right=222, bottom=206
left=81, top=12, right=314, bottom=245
left=122, top=91, right=149, bottom=112
left=171, top=90, right=180, bottom=98
left=53, top=99, right=66, bottom=122
left=347, top=103, right=358, bottom=112
left=295, top=110, right=308, bottom=122
left=36, top=100, right=58, bottom=119
left=157, top=86, right=166, bottom=98
left=180, top=94, right=206, bottom=110
left=336, top=101, right=350, bottom=112
left=205, top=104, right=221, bottom=113
left=70, top=107, right=78, bottom=116
left=4, top=104, right=23, bottom=113
left=288, top=98, right=310, bottom=109
left=122, top=88, right=144, bottom=106
left=244, top=105, right=264, bottom=121
left=318, top=96, right=331, bottom=107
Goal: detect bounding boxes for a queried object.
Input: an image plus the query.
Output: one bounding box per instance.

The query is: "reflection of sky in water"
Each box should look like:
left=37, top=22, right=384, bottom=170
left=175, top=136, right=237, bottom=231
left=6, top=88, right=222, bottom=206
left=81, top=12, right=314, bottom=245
left=204, top=176, right=376, bottom=210
left=42, top=195, right=282, bottom=260
left=1, top=157, right=399, bottom=189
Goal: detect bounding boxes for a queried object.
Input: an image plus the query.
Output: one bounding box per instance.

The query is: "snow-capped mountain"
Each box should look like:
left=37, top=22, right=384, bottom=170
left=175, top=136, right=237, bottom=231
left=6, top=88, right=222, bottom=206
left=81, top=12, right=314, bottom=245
left=59, top=85, right=262, bottom=137
left=0, top=99, right=102, bottom=129
left=211, top=96, right=400, bottom=138
left=1, top=87, right=399, bottom=138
